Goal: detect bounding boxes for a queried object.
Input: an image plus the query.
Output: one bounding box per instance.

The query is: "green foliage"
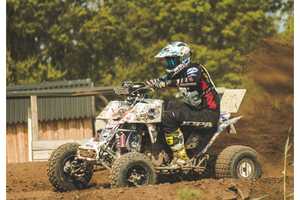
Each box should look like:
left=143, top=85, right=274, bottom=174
left=7, top=0, right=288, bottom=87
left=176, top=187, right=202, bottom=200
left=6, top=52, right=66, bottom=84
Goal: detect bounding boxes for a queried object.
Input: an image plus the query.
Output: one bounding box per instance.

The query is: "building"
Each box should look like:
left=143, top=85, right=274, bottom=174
left=6, top=79, right=96, bottom=163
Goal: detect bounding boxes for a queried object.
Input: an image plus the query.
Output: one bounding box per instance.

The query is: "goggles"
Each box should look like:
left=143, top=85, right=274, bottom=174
left=161, top=57, right=180, bottom=70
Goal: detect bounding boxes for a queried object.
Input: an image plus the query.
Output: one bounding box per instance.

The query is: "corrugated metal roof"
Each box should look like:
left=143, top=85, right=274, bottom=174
left=7, top=79, right=93, bottom=92
left=6, top=79, right=96, bottom=124
left=37, top=96, right=94, bottom=122
left=6, top=86, right=115, bottom=97
left=7, top=98, right=30, bottom=124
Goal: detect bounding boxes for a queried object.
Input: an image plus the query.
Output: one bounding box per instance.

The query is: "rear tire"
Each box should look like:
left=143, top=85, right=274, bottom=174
left=111, top=152, right=157, bottom=187
left=215, top=145, right=262, bottom=179
left=47, top=143, right=93, bottom=191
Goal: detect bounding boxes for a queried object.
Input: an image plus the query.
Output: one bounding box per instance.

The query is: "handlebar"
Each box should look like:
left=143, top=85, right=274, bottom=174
left=114, top=81, right=153, bottom=96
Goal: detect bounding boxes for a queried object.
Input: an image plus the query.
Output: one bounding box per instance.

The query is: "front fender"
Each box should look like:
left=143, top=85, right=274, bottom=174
left=97, top=101, right=129, bottom=120
left=121, top=100, right=163, bottom=124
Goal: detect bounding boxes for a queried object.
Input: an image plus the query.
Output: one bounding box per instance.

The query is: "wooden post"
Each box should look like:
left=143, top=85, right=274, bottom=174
left=28, top=96, right=39, bottom=161
left=30, top=96, right=39, bottom=141
left=27, top=108, right=32, bottom=161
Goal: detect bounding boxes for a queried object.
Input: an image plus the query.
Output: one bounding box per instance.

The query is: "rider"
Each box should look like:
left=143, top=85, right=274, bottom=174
left=146, top=41, right=220, bottom=166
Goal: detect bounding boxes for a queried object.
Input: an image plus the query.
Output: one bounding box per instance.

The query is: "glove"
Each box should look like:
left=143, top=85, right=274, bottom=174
left=145, top=79, right=167, bottom=89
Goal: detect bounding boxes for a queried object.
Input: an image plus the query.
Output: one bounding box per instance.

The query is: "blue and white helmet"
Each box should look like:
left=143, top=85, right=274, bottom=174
left=155, top=41, right=191, bottom=75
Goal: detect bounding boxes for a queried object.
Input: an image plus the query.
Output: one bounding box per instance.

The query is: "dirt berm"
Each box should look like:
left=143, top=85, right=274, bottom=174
left=7, top=38, right=294, bottom=200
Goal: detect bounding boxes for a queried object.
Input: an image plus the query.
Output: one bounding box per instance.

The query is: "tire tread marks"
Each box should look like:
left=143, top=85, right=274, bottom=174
left=110, top=152, right=156, bottom=188
left=215, top=145, right=257, bottom=178
left=47, top=143, right=80, bottom=192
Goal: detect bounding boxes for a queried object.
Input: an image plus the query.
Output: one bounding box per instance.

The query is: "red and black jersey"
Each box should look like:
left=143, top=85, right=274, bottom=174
left=161, top=63, right=220, bottom=111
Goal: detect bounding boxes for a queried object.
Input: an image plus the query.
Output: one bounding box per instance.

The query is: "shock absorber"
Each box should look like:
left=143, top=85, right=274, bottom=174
left=117, top=132, right=127, bottom=154
left=119, top=132, right=126, bottom=148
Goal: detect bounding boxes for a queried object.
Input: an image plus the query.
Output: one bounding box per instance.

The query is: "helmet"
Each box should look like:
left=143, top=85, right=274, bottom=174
left=155, top=41, right=191, bottom=75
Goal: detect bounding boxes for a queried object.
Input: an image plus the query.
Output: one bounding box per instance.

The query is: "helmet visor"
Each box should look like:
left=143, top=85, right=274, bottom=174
left=161, top=57, right=180, bottom=70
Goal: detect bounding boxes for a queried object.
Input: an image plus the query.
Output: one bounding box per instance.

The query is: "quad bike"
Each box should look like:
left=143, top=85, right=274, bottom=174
left=47, top=81, right=262, bottom=191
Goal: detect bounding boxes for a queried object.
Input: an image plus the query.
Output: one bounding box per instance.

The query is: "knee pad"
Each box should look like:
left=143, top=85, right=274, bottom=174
left=165, top=129, right=184, bottom=151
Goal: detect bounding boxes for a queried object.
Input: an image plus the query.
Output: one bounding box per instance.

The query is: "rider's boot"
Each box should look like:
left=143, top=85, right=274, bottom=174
left=165, top=129, right=189, bottom=167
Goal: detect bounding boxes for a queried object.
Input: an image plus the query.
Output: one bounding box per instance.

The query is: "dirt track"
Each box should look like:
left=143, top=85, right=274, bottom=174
left=6, top=162, right=294, bottom=200
left=6, top=39, right=294, bottom=199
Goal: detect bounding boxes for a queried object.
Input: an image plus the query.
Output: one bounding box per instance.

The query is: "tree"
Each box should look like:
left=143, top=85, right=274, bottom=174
left=7, top=0, right=95, bottom=84
left=7, top=0, right=289, bottom=87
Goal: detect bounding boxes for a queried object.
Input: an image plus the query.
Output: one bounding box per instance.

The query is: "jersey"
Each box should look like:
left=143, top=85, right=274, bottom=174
left=161, top=63, right=220, bottom=111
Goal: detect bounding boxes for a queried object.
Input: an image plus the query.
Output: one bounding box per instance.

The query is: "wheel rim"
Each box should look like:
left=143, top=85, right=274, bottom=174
left=63, top=155, right=87, bottom=182
left=126, top=165, right=149, bottom=186
left=236, top=158, right=255, bottom=178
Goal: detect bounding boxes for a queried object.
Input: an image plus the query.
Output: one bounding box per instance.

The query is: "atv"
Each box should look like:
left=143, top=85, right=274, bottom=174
left=47, top=81, right=262, bottom=191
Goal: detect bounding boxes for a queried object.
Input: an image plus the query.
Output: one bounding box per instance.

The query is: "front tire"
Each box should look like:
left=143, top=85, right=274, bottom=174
left=215, top=145, right=262, bottom=179
left=111, top=152, right=157, bottom=187
left=47, top=143, right=93, bottom=191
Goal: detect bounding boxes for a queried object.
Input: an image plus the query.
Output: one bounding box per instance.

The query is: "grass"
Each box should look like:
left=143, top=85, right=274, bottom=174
left=283, top=133, right=292, bottom=200
left=176, top=187, right=202, bottom=200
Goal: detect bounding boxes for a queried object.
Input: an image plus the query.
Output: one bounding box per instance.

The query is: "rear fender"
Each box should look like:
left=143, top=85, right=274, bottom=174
left=200, top=116, right=242, bottom=154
